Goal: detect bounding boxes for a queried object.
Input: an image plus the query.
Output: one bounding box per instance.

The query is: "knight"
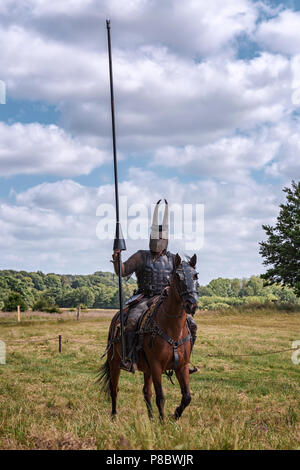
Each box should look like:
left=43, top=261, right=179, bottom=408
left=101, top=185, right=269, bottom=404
left=112, top=199, right=198, bottom=373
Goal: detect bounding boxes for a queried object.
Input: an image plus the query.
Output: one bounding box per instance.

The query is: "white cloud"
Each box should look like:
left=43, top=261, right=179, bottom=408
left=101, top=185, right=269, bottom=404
left=58, top=49, right=294, bottom=152
left=0, top=0, right=298, bottom=281
left=151, top=131, right=280, bottom=182
left=15, top=180, right=96, bottom=214
left=0, top=122, right=108, bottom=177
left=257, top=10, right=300, bottom=56
left=264, top=119, right=300, bottom=179
left=0, top=24, right=104, bottom=103
left=0, top=174, right=282, bottom=282
left=0, top=9, right=295, bottom=154
left=1, top=0, right=256, bottom=56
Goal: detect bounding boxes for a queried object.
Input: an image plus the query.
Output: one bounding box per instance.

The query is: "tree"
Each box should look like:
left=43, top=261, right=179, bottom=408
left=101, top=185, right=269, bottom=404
left=44, top=274, right=61, bottom=290
left=230, top=278, right=242, bottom=297
left=93, top=285, right=116, bottom=308
left=3, top=292, right=27, bottom=311
left=32, top=293, right=60, bottom=313
left=198, top=285, right=213, bottom=297
left=240, top=276, right=264, bottom=297
left=208, top=278, right=232, bottom=297
left=29, top=272, right=45, bottom=291
left=76, top=287, right=95, bottom=308
left=259, top=181, right=300, bottom=296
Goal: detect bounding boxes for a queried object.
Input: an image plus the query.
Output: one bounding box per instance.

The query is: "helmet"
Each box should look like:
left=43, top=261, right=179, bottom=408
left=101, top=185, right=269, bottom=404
left=149, top=199, right=169, bottom=253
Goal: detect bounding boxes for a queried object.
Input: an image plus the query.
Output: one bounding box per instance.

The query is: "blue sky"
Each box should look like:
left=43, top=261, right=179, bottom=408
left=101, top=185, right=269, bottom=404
left=0, top=0, right=299, bottom=284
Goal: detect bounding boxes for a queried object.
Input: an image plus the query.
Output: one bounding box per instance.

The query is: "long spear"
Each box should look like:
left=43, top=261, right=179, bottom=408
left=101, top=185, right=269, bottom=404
left=106, top=19, right=126, bottom=362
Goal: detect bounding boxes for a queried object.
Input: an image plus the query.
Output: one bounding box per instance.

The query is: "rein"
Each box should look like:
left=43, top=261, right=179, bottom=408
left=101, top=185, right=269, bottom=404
left=144, top=284, right=192, bottom=371
left=149, top=321, right=191, bottom=370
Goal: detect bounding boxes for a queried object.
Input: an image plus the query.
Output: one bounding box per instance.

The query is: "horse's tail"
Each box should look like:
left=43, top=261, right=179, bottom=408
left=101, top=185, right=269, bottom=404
left=96, top=311, right=120, bottom=396
left=96, top=359, right=110, bottom=398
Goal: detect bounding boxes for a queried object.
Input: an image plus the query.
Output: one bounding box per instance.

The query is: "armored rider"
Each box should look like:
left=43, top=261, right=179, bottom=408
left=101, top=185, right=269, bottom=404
left=112, top=200, right=198, bottom=373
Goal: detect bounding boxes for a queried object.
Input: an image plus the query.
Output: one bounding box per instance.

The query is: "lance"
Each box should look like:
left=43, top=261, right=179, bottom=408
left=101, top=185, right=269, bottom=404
left=106, top=19, right=127, bottom=362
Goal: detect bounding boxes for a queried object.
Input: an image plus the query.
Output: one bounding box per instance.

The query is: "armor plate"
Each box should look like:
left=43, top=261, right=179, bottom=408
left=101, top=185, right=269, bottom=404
left=136, top=251, right=174, bottom=296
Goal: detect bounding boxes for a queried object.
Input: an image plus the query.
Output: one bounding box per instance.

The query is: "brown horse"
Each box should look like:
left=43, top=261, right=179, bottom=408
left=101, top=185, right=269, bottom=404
left=98, top=253, right=199, bottom=421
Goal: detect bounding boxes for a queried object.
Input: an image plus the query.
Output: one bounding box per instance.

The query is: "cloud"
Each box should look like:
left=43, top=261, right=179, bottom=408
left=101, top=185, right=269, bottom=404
left=257, top=9, right=300, bottom=56
left=15, top=179, right=96, bottom=214
left=1, top=0, right=257, bottom=56
left=48, top=48, right=294, bottom=154
left=0, top=174, right=282, bottom=282
left=0, top=7, right=295, bottom=155
left=0, top=122, right=108, bottom=177
left=264, top=119, right=300, bottom=179
left=0, top=23, right=104, bottom=103
left=0, top=0, right=298, bottom=281
left=151, top=131, right=280, bottom=182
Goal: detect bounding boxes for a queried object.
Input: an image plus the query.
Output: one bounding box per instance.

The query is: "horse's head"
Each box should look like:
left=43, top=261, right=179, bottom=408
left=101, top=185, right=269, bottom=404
left=173, top=253, right=199, bottom=316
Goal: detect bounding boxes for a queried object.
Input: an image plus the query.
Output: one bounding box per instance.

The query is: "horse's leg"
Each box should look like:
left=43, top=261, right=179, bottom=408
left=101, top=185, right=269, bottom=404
left=151, top=364, right=165, bottom=421
left=173, top=365, right=191, bottom=420
left=109, top=355, right=121, bottom=418
left=143, top=372, right=153, bottom=419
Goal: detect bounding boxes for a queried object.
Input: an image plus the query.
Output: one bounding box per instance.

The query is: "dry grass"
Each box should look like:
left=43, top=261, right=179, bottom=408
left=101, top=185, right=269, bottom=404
left=0, top=309, right=116, bottom=319
left=0, top=309, right=299, bottom=450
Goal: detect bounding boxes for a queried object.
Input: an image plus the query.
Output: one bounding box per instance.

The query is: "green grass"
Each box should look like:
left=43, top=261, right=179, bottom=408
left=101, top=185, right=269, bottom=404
left=0, top=310, right=299, bottom=450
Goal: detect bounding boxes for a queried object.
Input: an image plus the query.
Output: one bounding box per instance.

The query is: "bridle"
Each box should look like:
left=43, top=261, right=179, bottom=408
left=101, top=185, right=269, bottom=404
left=145, top=260, right=199, bottom=370
left=147, top=261, right=199, bottom=369
left=174, top=262, right=199, bottom=313
left=163, top=261, right=199, bottom=318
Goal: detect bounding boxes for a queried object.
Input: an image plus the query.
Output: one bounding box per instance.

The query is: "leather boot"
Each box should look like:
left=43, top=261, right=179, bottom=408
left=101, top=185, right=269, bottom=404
left=120, top=331, right=136, bottom=373
left=189, top=332, right=198, bottom=374
left=189, top=365, right=198, bottom=374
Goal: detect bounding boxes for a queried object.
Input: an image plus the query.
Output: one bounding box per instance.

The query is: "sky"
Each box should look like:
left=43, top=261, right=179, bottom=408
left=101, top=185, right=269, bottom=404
left=0, top=0, right=300, bottom=284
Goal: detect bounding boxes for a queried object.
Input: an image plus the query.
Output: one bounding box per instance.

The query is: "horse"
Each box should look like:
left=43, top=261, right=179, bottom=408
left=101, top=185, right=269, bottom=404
left=98, top=253, right=199, bottom=421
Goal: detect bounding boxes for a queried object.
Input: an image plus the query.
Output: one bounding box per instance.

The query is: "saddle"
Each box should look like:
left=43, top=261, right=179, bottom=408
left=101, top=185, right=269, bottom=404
left=105, top=289, right=192, bottom=372
left=107, top=294, right=160, bottom=348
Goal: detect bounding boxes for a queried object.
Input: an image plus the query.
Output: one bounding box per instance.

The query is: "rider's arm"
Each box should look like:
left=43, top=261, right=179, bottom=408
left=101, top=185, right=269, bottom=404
left=112, top=250, right=144, bottom=277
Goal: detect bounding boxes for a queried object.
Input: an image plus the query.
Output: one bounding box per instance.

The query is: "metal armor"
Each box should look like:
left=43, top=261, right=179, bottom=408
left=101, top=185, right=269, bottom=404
left=136, top=250, right=174, bottom=296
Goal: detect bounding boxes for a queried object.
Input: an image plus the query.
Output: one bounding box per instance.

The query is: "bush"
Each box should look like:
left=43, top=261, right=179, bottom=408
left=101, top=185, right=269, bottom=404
left=45, top=305, right=61, bottom=313
left=32, top=295, right=61, bottom=313
left=201, top=302, right=230, bottom=311
left=277, top=301, right=300, bottom=312
left=3, top=292, right=27, bottom=311
left=198, top=293, right=300, bottom=312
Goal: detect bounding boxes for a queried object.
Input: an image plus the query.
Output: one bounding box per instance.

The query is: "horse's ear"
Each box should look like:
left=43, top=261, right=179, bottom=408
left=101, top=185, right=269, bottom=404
left=190, top=254, right=197, bottom=268
left=174, top=253, right=181, bottom=268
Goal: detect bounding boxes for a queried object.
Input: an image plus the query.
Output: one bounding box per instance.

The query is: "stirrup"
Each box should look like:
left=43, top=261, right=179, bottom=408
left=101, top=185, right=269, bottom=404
left=120, top=358, right=135, bottom=374
left=189, top=366, right=198, bottom=374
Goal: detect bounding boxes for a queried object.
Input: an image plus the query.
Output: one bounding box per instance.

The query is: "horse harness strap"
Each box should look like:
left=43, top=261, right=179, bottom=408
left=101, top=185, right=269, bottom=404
left=137, top=287, right=193, bottom=370
left=149, top=321, right=191, bottom=370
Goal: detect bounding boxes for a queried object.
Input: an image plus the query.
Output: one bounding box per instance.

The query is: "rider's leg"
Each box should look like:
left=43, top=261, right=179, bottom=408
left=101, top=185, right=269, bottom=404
left=120, top=299, right=150, bottom=373
left=187, top=314, right=197, bottom=347
left=186, top=315, right=198, bottom=374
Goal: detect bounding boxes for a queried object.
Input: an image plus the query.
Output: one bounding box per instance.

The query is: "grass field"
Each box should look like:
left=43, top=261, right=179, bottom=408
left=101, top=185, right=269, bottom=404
left=0, top=309, right=299, bottom=450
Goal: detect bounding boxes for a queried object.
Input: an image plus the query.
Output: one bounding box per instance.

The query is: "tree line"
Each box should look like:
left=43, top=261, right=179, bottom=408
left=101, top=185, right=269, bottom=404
left=0, top=269, right=298, bottom=312
left=0, top=270, right=137, bottom=312
left=0, top=181, right=298, bottom=312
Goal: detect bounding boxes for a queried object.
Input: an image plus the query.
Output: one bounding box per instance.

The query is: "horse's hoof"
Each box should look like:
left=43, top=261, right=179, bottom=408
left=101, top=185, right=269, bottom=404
left=111, top=413, right=117, bottom=421
left=169, top=412, right=180, bottom=420
left=168, top=413, right=179, bottom=421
